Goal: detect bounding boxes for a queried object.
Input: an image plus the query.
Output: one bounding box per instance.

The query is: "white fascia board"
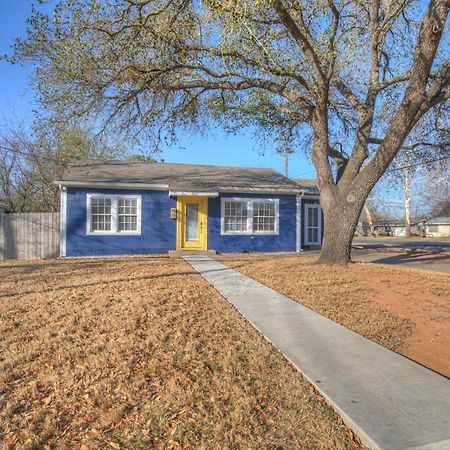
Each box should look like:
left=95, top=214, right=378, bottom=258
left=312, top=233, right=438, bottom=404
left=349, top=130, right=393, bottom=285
left=54, top=180, right=169, bottom=190
left=169, top=191, right=219, bottom=198
left=218, top=187, right=303, bottom=194
left=53, top=181, right=309, bottom=195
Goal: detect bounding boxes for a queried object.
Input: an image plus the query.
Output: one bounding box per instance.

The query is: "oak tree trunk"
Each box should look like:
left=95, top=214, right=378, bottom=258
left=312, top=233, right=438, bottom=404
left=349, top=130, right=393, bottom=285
left=317, top=189, right=367, bottom=265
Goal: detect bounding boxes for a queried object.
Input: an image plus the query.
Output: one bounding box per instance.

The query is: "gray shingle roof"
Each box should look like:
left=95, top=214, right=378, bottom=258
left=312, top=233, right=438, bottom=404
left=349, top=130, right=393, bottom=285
left=291, top=178, right=319, bottom=195
left=57, top=160, right=303, bottom=193
left=427, top=216, right=450, bottom=225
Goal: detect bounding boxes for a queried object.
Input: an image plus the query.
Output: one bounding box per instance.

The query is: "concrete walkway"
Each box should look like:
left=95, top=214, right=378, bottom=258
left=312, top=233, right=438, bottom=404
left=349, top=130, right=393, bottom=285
left=185, top=256, right=450, bottom=450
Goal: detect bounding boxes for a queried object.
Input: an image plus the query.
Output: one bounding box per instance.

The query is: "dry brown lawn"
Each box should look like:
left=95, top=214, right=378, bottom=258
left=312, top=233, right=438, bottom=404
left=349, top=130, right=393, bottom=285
left=218, top=253, right=450, bottom=378
left=0, top=256, right=359, bottom=449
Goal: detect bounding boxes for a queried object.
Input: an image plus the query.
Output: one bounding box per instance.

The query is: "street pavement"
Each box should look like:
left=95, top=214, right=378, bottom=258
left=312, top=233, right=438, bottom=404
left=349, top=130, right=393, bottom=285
left=352, top=238, right=450, bottom=274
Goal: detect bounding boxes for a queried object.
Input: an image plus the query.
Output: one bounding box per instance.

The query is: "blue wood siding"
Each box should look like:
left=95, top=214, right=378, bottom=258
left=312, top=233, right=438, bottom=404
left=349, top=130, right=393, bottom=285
left=207, top=193, right=297, bottom=253
left=65, top=188, right=321, bottom=256
left=66, top=188, right=177, bottom=256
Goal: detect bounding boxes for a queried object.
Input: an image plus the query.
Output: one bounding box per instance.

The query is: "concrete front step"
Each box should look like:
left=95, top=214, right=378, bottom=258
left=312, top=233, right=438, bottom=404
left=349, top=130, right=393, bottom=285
left=168, top=249, right=217, bottom=258
left=185, top=255, right=450, bottom=450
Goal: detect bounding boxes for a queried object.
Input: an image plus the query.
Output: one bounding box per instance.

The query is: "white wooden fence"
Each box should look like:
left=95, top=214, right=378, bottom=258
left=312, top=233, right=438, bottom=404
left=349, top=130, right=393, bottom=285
left=0, top=213, right=60, bottom=260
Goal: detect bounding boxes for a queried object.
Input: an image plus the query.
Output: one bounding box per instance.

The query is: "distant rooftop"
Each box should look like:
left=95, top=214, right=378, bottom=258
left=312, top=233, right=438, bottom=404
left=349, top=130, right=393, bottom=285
left=291, top=178, right=319, bottom=195
left=427, top=216, right=450, bottom=225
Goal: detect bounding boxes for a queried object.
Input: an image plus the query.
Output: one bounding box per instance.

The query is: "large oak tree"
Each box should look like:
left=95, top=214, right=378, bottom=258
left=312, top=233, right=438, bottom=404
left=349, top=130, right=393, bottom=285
left=10, top=0, right=449, bottom=263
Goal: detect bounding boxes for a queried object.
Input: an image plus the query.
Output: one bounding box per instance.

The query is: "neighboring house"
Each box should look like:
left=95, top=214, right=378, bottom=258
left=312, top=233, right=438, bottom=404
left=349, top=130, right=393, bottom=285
left=425, top=217, right=450, bottom=238
left=55, top=161, right=322, bottom=257
left=356, top=220, right=423, bottom=237
left=291, top=178, right=319, bottom=196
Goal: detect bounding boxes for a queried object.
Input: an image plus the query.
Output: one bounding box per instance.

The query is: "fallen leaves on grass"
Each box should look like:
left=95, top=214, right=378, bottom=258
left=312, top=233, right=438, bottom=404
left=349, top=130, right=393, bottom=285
left=219, top=254, right=413, bottom=353
left=0, top=256, right=360, bottom=449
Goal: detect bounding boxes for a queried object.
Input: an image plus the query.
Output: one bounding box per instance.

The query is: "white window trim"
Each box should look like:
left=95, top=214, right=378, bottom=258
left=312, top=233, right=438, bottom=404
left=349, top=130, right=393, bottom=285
left=220, top=197, right=279, bottom=236
left=304, top=203, right=321, bottom=245
left=296, top=193, right=303, bottom=252
left=86, top=193, right=142, bottom=236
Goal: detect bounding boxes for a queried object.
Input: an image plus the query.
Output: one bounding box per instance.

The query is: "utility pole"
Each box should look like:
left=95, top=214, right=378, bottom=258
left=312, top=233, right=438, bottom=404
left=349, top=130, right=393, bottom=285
left=276, top=145, right=295, bottom=177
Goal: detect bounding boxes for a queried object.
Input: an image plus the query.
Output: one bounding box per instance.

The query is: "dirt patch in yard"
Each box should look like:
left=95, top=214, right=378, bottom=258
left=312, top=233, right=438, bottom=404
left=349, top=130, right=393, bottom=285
left=0, top=256, right=359, bottom=449
left=218, top=254, right=450, bottom=378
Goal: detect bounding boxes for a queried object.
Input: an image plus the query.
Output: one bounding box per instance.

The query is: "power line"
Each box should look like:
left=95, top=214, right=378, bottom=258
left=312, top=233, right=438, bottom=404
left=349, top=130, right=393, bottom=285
left=289, top=169, right=317, bottom=178
left=291, top=154, right=449, bottom=178
left=2, top=142, right=448, bottom=175
left=0, top=145, right=112, bottom=165
left=0, top=145, right=65, bottom=164
left=385, top=154, right=450, bottom=174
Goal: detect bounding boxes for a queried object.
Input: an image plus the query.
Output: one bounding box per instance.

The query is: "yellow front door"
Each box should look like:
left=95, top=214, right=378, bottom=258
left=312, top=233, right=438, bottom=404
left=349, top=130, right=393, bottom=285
left=177, top=197, right=208, bottom=250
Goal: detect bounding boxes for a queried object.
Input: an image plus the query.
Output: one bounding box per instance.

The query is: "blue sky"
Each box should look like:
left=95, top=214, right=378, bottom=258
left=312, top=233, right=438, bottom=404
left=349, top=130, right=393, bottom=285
left=0, top=1, right=316, bottom=179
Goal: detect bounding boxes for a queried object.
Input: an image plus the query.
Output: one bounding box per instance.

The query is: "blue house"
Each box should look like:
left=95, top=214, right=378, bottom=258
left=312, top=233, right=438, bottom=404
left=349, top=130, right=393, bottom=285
left=56, top=161, right=322, bottom=257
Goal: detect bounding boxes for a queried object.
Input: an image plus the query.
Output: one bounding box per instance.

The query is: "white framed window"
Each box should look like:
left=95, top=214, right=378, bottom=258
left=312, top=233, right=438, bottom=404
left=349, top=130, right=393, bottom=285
left=304, top=203, right=321, bottom=245
left=87, top=194, right=141, bottom=235
left=221, top=198, right=279, bottom=235
left=253, top=201, right=277, bottom=232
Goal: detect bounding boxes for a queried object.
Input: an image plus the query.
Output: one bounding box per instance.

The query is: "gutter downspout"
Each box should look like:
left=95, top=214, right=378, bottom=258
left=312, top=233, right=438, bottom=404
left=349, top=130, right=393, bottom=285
left=296, top=191, right=305, bottom=252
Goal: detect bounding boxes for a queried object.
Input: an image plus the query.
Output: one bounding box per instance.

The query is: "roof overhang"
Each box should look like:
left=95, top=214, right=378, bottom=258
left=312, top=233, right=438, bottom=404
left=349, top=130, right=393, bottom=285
left=53, top=181, right=313, bottom=196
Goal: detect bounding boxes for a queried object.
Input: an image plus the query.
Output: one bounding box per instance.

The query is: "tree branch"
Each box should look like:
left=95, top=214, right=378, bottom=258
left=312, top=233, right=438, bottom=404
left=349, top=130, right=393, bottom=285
left=358, top=0, right=449, bottom=187
left=272, top=0, right=326, bottom=83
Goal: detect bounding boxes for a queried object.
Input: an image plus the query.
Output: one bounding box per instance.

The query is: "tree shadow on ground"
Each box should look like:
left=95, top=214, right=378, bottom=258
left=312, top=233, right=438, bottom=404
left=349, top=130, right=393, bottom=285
left=0, top=270, right=197, bottom=299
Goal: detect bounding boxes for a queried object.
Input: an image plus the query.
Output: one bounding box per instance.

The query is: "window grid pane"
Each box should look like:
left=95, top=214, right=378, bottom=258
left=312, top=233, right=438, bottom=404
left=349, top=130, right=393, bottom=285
left=224, top=201, right=248, bottom=232
left=253, top=201, right=276, bottom=232
left=307, top=207, right=319, bottom=243
left=118, top=198, right=138, bottom=232
left=91, top=198, right=112, bottom=231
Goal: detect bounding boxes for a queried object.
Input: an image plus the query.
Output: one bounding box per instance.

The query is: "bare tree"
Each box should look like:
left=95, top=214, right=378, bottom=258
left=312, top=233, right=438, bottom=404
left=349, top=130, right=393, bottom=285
left=383, top=107, right=449, bottom=235
left=380, top=157, right=449, bottom=234
left=363, top=204, right=375, bottom=237
left=0, top=120, right=126, bottom=212
left=9, top=0, right=449, bottom=263
left=418, top=161, right=450, bottom=217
